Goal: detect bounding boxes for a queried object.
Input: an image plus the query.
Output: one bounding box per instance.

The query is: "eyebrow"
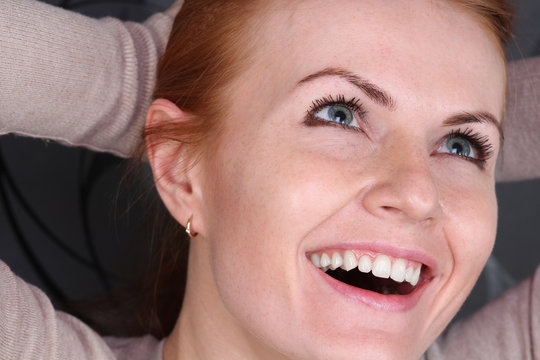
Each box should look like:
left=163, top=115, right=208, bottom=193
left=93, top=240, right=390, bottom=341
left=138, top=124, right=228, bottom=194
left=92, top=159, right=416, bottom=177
left=444, top=112, right=504, bottom=143
left=298, top=67, right=503, bottom=142
left=298, top=67, right=396, bottom=110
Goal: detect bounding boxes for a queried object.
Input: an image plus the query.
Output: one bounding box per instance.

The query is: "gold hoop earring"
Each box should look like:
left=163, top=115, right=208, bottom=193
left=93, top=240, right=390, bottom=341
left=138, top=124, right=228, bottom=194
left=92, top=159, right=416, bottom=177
left=186, top=215, right=198, bottom=239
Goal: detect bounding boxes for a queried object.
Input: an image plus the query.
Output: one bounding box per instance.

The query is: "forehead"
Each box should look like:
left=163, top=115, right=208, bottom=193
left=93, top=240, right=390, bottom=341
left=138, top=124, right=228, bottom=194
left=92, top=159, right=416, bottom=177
left=235, top=0, right=505, bottom=118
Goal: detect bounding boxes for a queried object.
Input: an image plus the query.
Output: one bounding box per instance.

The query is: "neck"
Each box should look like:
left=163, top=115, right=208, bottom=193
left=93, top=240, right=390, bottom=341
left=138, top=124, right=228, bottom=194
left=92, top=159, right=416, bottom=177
left=163, top=240, right=290, bottom=360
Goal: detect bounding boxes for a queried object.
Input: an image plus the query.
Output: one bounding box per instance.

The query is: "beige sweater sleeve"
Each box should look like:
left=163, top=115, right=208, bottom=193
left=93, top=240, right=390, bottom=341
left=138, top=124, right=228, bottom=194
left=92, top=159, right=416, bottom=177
left=0, top=0, right=182, bottom=158
left=496, top=57, right=540, bottom=181
left=422, top=265, right=540, bottom=359
left=0, top=260, right=164, bottom=359
left=0, top=260, right=116, bottom=359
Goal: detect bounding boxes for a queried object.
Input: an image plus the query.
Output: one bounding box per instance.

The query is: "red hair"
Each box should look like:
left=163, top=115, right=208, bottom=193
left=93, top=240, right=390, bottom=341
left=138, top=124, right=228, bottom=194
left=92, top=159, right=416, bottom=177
left=145, top=0, right=262, bottom=163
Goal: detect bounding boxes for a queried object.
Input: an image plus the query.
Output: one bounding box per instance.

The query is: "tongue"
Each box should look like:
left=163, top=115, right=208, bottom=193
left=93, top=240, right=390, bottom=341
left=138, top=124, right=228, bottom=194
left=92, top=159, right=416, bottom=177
left=326, top=268, right=415, bottom=295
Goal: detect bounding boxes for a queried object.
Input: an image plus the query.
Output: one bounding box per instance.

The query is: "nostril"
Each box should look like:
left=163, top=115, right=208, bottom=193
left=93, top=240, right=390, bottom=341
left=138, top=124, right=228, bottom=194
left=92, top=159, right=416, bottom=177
left=381, top=205, right=401, bottom=214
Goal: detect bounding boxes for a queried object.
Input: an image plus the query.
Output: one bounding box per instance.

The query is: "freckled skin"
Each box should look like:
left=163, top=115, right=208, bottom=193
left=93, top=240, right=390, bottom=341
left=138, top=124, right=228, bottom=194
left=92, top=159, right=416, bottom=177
left=160, top=0, right=505, bottom=359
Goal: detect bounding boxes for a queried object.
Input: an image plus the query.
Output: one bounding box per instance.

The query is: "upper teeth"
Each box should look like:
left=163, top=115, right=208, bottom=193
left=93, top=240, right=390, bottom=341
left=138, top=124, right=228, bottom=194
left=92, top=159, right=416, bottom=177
left=309, top=250, right=422, bottom=287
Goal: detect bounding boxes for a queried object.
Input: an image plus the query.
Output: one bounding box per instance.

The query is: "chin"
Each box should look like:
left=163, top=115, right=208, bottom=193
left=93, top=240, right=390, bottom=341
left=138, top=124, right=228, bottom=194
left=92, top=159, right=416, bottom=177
left=275, top=327, right=431, bottom=360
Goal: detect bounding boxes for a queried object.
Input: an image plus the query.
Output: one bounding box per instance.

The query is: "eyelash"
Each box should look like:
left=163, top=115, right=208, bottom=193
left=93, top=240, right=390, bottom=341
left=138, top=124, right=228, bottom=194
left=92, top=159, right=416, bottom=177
left=304, top=95, right=366, bottom=133
left=445, top=128, right=494, bottom=167
left=304, top=94, right=495, bottom=168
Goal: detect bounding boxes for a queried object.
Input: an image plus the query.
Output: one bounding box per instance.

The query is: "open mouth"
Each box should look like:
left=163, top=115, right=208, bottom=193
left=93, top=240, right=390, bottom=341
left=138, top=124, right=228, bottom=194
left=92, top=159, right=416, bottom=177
left=309, top=250, right=428, bottom=296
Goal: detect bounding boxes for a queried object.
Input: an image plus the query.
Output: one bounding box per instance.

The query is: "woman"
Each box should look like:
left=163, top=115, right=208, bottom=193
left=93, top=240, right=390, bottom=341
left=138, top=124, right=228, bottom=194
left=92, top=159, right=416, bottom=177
left=2, top=0, right=537, bottom=359
left=143, top=0, right=513, bottom=359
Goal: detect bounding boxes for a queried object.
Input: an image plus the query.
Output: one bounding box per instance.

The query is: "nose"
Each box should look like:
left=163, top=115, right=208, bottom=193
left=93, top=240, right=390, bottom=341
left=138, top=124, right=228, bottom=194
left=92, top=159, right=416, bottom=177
left=362, top=143, right=441, bottom=223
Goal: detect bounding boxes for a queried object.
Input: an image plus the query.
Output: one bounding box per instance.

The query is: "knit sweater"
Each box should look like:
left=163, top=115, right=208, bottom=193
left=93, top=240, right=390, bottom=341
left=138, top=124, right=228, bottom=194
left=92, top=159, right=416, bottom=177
left=1, top=1, right=539, bottom=359
left=0, top=261, right=163, bottom=360
left=422, top=266, right=540, bottom=359
left=1, top=0, right=181, bottom=157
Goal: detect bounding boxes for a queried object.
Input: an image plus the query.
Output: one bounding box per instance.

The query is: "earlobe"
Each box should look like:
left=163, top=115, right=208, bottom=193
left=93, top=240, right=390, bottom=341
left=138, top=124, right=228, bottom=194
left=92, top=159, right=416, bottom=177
left=145, top=98, right=202, bottom=231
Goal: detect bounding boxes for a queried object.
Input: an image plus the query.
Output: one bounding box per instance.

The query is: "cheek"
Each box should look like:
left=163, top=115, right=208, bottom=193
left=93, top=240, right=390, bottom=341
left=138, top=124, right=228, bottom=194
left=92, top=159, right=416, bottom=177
left=203, top=126, right=365, bottom=256
left=419, top=165, right=497, bottom=342
left=202, top=139, right=347, bottom=285
left=439, top=169, right=497, bottom=290
left=198, top=129, right=368, bottom=351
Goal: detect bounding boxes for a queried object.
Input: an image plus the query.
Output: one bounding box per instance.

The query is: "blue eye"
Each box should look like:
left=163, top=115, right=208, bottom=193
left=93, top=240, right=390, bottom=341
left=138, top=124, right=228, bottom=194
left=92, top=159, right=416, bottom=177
left=304, top=95, right=366, bottom=134
left=442, top=136, right=474, bottom=158
left=315, top=105, right=355, bottom=126
left=436, top=128, right=496, bottom=168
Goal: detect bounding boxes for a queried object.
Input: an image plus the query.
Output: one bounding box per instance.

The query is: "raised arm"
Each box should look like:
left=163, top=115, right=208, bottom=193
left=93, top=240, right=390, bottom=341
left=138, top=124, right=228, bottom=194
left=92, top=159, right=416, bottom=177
left=496, top=56, right=540, bottom=182
left=0, top=0, right=182, bottom=158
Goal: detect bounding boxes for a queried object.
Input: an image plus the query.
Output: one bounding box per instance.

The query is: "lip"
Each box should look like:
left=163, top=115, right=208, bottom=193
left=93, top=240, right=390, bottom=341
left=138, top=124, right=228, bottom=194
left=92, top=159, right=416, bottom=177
left=316, top=265, right=430, bottom=312
left=306, top=242, right=437, bottom=312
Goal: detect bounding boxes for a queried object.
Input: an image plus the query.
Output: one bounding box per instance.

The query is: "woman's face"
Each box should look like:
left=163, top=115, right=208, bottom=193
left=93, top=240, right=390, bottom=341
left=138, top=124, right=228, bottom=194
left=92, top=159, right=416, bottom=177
left=190, top=0, right=505, bottom=359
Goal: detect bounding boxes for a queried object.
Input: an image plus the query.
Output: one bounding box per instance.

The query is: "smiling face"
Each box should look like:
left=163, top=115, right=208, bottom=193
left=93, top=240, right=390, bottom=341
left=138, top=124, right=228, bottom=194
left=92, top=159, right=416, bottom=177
left=162, top=0, right=506, bottom=359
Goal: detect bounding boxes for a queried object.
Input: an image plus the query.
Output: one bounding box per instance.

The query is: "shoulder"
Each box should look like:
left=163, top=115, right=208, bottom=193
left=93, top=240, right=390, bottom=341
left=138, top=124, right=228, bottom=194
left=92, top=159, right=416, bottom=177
left=0, top=260, right=163, bottom=360
left=105, top=335, right=165, bottom=360
left=424, top=265, right=540, bottom=360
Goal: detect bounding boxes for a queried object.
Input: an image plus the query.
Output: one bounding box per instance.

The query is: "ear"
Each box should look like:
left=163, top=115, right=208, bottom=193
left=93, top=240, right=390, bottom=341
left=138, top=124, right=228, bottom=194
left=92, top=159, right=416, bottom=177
left=145, top=98, right=203, bottom=233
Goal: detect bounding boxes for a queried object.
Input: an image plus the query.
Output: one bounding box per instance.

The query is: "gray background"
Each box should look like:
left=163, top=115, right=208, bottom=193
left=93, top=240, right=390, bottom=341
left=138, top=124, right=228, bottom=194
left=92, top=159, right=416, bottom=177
left=1, top=0, right=539, bottom=321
